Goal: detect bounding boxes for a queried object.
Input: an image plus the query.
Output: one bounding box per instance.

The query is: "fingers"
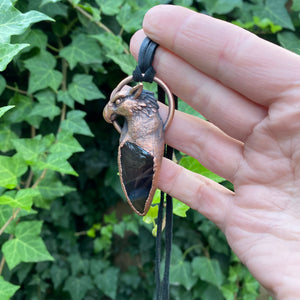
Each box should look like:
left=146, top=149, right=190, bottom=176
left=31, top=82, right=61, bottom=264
left=141, top=5, right=300, bottom=106
left=131, top=30, right=267, bottom=142
left=159, top=105, right=243, bottom=182
left=158, top=158, right=233, bottom=228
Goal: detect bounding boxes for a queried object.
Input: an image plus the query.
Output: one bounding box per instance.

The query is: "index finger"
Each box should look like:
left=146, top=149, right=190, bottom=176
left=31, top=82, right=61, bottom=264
left=143, top=5, right=300, bottom=106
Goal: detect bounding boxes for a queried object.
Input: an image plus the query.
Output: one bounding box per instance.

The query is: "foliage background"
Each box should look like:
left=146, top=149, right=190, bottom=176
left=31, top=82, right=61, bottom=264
left=0, top=0, right=298, bottom=299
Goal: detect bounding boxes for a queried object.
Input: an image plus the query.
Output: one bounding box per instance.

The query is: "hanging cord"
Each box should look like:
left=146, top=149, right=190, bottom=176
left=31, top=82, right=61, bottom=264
left=133, top=37, right=177, bottom=300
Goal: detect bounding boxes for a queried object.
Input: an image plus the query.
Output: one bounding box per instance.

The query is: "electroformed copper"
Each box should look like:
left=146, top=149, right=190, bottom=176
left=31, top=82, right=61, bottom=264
left=103, top=76, right=175, bottom=215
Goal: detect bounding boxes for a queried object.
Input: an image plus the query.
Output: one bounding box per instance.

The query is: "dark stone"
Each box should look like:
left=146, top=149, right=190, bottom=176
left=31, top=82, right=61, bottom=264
left=120, top=141, right=154, bottom=214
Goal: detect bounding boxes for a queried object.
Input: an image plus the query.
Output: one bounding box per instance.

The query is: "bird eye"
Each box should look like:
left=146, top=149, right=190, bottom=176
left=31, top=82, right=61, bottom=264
left=115, top=99, right=121, bottom=105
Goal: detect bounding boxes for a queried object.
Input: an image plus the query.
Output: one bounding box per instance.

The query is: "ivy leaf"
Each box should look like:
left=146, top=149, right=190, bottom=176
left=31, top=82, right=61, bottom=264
left=63, top=275, right=93, bottom=300
left=0, top=43, right=29, bottom=71
left=0, top=124, right=18, bottom=152
left=50, top=265, right=68, bottom=289
left=180, top=156, right=224, bottom=183
left=0, top=74, right=6, bottom=95
left=252, top=0, right=294, bottom=30
left=292, top=0, right=300, bottom=11
left=30, top=90, right=60, bottom=120
left=94, top=267, right=119, bottom=299
left=2, top=220, right=54, bottom=270
left=33, top=171, right=75, bottom=209
left=95, top=0, right=124, bottom=16
left=0, top=276, right=19, bottom=300
left=0, top=189, right=39, bottom=210
left=200, top=0, right=243, bottom=15
left=24, top=51, right=63, bottom=94
left=116, top=3, right=146, bottom=33
left=13, top=29, right=48, bottom=52
left=57, top=90, right=74, bottom=108
left=0, top=154, right=27, bottom=189
left=91, top=32, right=125, bottom=55
left=50, top=130, right=84, bottom=156
left=277, top=31, right=300, bottom=55
left=0, top=1, right=53, bottom=43
left=0, top=105, right=15, bottom=118
left=36, top=152, right=78, bottom=176
left=61, top=110, right=94, bottom=136
left=107, top=53, right=137, bottom=75
left=68, top=74, right=104, bottom=104
left=12, top=135, right=47, bottom=165
left=60, top=34, right=103, bottom=70
left=192, top=256, right=224, bottom=288
left=173, top=198, right=190, bottom=217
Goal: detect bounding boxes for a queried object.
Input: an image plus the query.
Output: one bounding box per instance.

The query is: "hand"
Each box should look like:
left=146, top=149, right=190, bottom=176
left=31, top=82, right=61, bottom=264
left=130, top=5, right=300, bottom=299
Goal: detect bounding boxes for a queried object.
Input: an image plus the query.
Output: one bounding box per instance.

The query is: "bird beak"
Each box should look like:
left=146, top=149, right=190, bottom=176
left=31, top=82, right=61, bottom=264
left=103, top=101, right=115, bottom=124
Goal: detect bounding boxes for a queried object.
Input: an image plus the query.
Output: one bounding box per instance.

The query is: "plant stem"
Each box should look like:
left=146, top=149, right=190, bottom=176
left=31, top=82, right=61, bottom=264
left=0, top=235, right=13, bottom=275
left=31, top=169, right=47, bottom=189
left=47, top=43, right=60, bottom=53
left=0, top=208, right=21, bottom=236
left=5, top=85, right=28, bottom=95
left=182, top=244, right=203, bottom=261
left=67, top=0, right=130, bottom=55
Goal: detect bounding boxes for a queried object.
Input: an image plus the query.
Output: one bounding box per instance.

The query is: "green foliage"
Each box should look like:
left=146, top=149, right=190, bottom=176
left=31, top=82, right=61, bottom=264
left=0, top=0, right=297, bottom=299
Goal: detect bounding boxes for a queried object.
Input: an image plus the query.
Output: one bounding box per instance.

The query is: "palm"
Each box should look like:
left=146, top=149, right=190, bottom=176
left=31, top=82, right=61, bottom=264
left=131, top=4, right=300, bottom=297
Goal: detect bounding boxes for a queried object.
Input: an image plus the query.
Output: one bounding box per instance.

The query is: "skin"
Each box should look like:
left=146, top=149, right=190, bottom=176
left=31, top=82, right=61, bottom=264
left=130, top=5, right=300, bottom=299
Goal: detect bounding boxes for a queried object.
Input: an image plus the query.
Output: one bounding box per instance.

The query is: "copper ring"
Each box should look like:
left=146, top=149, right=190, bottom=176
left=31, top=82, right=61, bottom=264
left=111, top=75, right=175, bottom=134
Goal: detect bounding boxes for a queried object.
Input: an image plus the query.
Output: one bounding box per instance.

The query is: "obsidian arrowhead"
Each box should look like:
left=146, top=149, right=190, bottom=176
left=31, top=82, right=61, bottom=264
left=120, top=141, right=154, bottom=214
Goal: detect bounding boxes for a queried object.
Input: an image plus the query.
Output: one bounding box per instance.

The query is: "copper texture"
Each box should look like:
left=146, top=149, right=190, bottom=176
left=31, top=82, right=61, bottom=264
left=103, top=76, right=175, bottom=215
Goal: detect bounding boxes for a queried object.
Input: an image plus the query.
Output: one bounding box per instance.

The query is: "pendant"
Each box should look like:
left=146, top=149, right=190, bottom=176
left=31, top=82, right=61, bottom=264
left=103, top=75, right=175, bottom=215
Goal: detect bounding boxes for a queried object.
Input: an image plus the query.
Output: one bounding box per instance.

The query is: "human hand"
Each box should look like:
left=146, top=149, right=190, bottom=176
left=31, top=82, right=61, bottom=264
left=130, top=5, right=300, bottom=299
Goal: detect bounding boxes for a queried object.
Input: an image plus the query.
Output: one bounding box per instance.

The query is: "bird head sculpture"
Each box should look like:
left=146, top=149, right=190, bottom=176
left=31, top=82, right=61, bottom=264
left=103, top=83, right=164, bottom=215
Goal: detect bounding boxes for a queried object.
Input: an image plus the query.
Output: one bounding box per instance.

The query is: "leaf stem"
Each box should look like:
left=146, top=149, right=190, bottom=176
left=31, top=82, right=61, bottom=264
left=0, top=235, right=13, bottom=275
left=31, top=169, right=47, bottom=189
left=47, top=43, right=60, bottom=53
left=5, top=85, right=28, bottom=95
left=0, top=208, right=21, bottom=237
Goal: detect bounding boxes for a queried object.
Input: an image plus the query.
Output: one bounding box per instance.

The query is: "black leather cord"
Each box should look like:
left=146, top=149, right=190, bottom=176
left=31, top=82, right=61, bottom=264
left=133, top=37, right=177, bottom=300
left=132, top=37, right=158, bottom=83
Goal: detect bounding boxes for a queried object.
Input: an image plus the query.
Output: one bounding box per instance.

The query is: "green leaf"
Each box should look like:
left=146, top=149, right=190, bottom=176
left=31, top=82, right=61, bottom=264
left=12, top=135, right=46, bottom=165
left=50, top=265, right=68, bottom=289
left=0, top=43, right=29, bottom=71
left=0, top=105, right=14, bottom=118
left=180, top=156, right=224, bottom=183
left=30, top=90, right=60, bottom=120
left=107, top=53, right=137, bottom=75
left=91, top=32, right=125, bottom=55
left=61, top=110, right=94, bottom=136
left=277, top=31, right=300, bottom=55
left=292, top=0, right=300, bottom=11
left=68, top=74, right=104, bottom=104
left=24, top=51, right=63, bottom=94
left=0, top=189, right=38, bottom=210
left=0, top=74, right=6, bottom=95
left=36, top=152, right=78, bottom=176
left=0, top=124, right=18, bottom=152
left=33, top=171, right=75, bottom=209
left=252, top=0, right=294, bottom=30
left=0, top=155, right=27, bottom=189
left=2, top=220, right=54, bottom=270
left=60, top=34, right=103, bottom=70
left=200, top=0, right=243, bottom=15
left=67, top=253, right=89, bottom=276
left=192, top=256, right=224, bottom=288
left=95, top=0, right=124, bottom=16
left=94, top=267, right=119, bottom=299
left=57, top=90, right=74, bottom=108
left=170, top=261, right=196, bottom=290
left=50, top=130, right=84, bottom=156
left=173, top=198, right=190, bottom=217
left=5, top=93, right=33, bottom=124
left=116, top=3, right=146, bottom=33
left=13, top=29, right=48, bottom=52
left=0, top=276, right=19, bottom=300
left=63, top=275, right=93, bottom=300
left=0, top=1, right=53, bottom=44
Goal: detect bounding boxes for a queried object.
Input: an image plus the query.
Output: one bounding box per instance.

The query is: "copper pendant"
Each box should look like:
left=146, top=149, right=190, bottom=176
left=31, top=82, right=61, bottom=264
left=103, top=75, right=175, bottom=215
